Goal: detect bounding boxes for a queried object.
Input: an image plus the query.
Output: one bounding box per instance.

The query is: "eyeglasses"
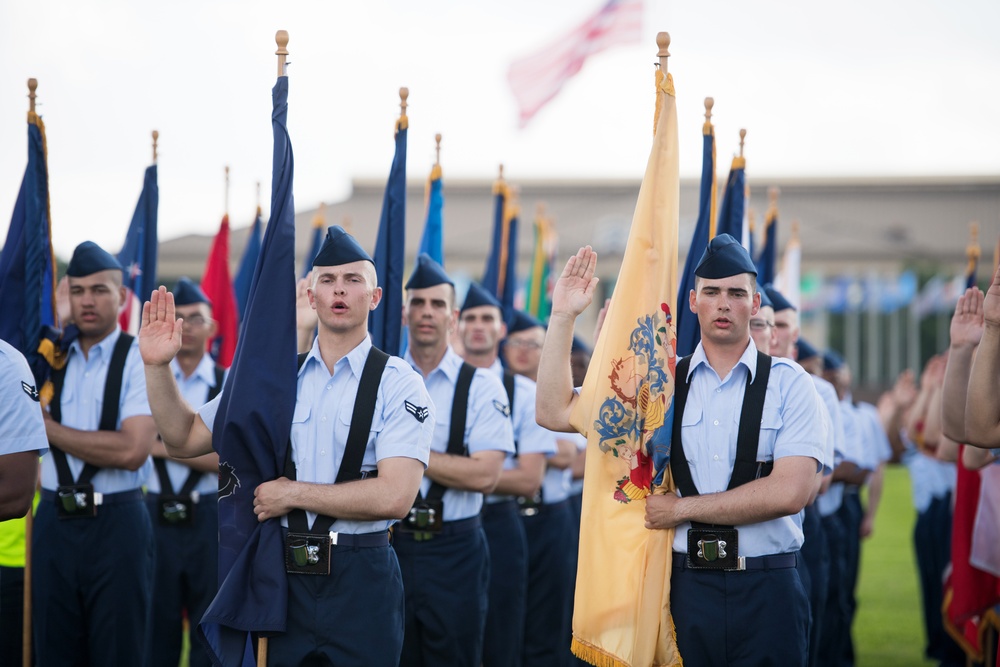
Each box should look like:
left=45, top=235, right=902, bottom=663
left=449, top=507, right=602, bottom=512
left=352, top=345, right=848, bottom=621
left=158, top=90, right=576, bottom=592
left=505, top=339, right=542, bottom=350
left=749, top=320, right=774, bottom=331
left=178, top=314, right=209, bottom=327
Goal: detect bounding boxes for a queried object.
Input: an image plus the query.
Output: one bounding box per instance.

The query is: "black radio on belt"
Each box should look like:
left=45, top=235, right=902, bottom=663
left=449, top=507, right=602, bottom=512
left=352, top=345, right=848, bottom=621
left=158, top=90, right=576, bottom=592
left=284, top=532, right=332, bottom=575
left=398, top=499, right=444, bottom=535
left=55, top=484, right=97, bottom=519
left=686, top=525, right=740, bottom=570
left=158, top=493, right=197, bottom=526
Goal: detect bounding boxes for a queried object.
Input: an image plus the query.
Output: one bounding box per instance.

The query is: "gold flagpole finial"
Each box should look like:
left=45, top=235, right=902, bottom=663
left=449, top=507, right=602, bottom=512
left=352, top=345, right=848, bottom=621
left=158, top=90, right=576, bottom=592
left=791, top=219, right=801, bottom=242
left=498, top=164, right=505, bottom=181
left=399, top=88, right=409, bottom=116
left=275, top=30, right=290, bottom=77
left=704, top=97, right=714, bottom=123
left=970, top=221, right=980, bottom=245
left=152, top=130, right=159, bottom=164
left=224, top=165, right=230, bottom=217
left=256, top=181, right=262, bottom=215
left=434, top=133, right=442, bottom=166
left=27, top=78, right=37, bottom=114
left=656, top=32, right=670, bottom=73
left=769, top=186, right=780, bottom=206
left=739, top=129, right=747, bottom=158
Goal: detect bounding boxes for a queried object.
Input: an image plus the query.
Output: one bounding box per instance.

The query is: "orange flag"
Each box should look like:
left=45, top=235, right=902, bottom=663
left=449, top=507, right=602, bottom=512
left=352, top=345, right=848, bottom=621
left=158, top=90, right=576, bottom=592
left=569, top=45, right=681, bottom=667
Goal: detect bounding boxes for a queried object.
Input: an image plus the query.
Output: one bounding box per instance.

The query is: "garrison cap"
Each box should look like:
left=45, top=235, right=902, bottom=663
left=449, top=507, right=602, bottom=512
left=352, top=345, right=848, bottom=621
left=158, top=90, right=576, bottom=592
left=571, top=336, right=592, bottom=356
left=763, top=284, right=796, bottom=312
left=823, top=350, right=844, bottom=371
left=66, top=241, right=122, bottom=277
left=757, top=288, right=773, bottom=310
left=694, top=233, right=757, bottom=279
left=173, top=277, right=212, bottom=307
left=405, top=253, right=453, bottom=289
left=312, top=225, right=373, bottom=267
left=461, top=282, right=502, bottom=313
left=507, top=310, right=545, bottom=335
left=797, top=338, right=820, bottom=362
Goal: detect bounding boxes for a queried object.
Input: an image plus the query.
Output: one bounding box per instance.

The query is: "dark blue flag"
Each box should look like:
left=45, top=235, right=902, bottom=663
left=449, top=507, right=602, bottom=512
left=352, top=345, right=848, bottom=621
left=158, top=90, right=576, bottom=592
left=419, top=163, right=444, bottom=265
left=368, top=111, right=407, bottom=355
left=234, top=208, right=263, bottom=321
left=755, top=196, right=777, bottom=286
left=198, top=74, right=297, bottom=667
left=0, top=109, right=57, bottom=381
left=482, top=181, right=519, bottom=326
left=675, top=121, right=715, bottom=357
left=965, top=231, right=979, bottom=290
left=116, top=164, right=159, bottom=334
left=715, top=156, right=746, bottom=245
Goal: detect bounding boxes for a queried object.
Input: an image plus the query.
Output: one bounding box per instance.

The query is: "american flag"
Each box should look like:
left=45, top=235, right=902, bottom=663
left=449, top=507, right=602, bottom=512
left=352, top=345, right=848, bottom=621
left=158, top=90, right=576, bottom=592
left=507, top=0, right=643, bottom=128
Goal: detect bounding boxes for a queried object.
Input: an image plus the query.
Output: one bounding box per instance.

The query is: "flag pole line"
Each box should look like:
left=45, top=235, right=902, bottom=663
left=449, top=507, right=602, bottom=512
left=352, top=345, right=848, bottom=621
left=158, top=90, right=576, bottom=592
left=22, top=76, right=37, bottom=667
left=152, top=130, right=159, bottom=164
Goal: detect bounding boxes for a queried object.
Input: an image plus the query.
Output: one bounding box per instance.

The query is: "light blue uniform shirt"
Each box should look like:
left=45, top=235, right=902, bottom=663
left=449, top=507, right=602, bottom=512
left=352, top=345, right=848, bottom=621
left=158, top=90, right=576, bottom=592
left=855, top=401, right=893, bottom=468
left=567, top=431, right=587, bottom=496
left=146, top=355, right=222, bottom=496
left=672, top=340, right=825, bottom=557
left=41, top=328, right=152, bottom=493
left=404, top=347, right=514, bottom=520
left=813, top=375, right=848, bottom=517
left=484, top=360, right=554, bottom=504
left=200, top=336, right=434, bottom=533
left=0, top=339, right=48, bottom=457
left=540, top=447, right=572, bottom=504
left=899, top=430, right=955, bottom=512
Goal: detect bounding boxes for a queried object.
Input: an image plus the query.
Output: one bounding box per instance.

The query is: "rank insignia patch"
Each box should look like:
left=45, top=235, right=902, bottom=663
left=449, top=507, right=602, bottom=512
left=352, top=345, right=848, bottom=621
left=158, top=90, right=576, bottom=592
left=492, top=400, right=511, bottom=417
left=405, top=401, right=429, bottom=423
left=21, top=381, right=40, bottom=402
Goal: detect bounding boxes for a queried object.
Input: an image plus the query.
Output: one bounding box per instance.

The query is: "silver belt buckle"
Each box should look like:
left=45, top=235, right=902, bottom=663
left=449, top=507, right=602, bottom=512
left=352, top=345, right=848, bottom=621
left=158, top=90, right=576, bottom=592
left=93, top=492, right=104, bottom=506
left=735, top=556, right=746, bottom=571
left=329, top=531, right=339, bottom=546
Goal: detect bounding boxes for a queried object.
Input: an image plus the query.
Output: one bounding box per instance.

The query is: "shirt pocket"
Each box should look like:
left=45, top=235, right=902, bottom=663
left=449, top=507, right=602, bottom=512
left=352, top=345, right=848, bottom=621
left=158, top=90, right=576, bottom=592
left=679, top=404, right=704, bottom=467
left=756, top=406, right=783, bottom=459
left=338, top=401, right=384, bottom=472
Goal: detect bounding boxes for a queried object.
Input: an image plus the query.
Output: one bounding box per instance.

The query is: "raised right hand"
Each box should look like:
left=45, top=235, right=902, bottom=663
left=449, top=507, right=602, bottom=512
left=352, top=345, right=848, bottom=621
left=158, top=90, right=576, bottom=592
left=139, top=286, right=182, bottom=366
left=551, top=246, right=599, bottom=319
left=950, top=287, right=985, bottom=348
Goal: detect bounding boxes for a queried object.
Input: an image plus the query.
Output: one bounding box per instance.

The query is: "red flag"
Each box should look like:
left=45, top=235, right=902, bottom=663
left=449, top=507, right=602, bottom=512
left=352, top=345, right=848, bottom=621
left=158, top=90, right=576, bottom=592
left=201, top=214, right=238, bottom=367
left=943, top=446, right=1000, bottom=663
left=507, top=0, right=643, bottom=128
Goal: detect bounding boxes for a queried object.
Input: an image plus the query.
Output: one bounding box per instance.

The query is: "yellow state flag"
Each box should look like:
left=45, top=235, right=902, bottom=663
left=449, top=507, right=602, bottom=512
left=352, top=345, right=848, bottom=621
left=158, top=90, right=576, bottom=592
left=569, top=66, right=681, bottom=666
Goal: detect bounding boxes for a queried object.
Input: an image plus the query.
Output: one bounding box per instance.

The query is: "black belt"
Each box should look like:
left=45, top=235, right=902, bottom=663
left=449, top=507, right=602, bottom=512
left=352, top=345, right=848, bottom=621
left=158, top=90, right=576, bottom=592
left=42, top=488, right=143, bottom=506
left=672, top=551, right=799, bottom=571
left=482, top=499, right=519, bottom=517
left=394, top=514, right=481, bottom=540
left=145, top=491, right=214, bottom=504
left=281, top=527, right=390, bottom=548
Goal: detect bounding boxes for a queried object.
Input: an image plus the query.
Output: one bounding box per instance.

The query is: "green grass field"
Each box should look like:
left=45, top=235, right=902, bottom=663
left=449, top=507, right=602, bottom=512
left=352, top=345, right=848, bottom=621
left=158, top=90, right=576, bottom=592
left=855, top=464, right=933, bottom=667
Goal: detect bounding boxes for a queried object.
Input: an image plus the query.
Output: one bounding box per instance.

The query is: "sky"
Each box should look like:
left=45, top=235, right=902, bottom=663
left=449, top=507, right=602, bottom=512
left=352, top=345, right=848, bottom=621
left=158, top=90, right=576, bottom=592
left=1, top=0, right=998, bottom=259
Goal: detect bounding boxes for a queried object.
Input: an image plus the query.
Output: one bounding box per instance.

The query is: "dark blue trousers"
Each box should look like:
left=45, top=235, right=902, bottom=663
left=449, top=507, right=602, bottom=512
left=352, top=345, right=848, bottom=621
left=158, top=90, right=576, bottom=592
left=144, top=494, right=219, bottom=667
left=482, top=501, right=528, bottom=667
left=32, top=495, right=154, bottom=667
left=801, top=503, right=830, bottom=667
left=837, top=489, right=863, bottom=666
left=267, top=538, right=404, bottom=667
left=671, top=553, right=810, bottom=666
left=818, top=511, right=848, bottom=667
left=521, top=500, right=574, bottom=667
left=394, top=520, right=490, bottom=667
left=914, top=493, right=966, bottom=666
left=0, top=565, right=25, bottom=667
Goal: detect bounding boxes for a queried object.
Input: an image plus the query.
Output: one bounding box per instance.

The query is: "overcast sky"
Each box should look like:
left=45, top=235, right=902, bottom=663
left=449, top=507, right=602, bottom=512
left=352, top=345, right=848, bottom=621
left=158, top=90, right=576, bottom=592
left=1, top=0, right=997, bottom=259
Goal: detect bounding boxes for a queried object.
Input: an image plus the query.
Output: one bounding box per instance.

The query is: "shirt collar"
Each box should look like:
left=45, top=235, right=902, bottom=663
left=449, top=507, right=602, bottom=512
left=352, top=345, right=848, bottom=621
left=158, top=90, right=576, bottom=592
left=301, top=335, right=373, bottom=380
left=687, top=338, right=759, bottom=383
left=69, top=326, right=122, bottom=360
left=170, top=354, right=218, bottom=386
left=404, top=345, right=464, bottom=382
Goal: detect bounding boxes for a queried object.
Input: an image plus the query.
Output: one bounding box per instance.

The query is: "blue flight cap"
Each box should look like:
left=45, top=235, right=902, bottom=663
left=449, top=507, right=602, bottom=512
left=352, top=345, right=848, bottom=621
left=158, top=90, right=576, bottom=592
left=797, top=338, right=819, bottom=362
left=823, top=350, right=844, bottom=371
left=66, top=241, right=122, bottom=277
left=757, top=288, right=773, bottom=309
left=508, top=310, right=545, bottom=335
left=694, top=233, right=757, bottom=279
left=173, top=277, right=212, bottom=307
left=571, top=336, right=592, bottom=356
left=461, top=281, right=502, bottom=313
left=312, top=225, right=373, bottom=267
left=763, top=284, right=796, bottom=312
left=405, top=253, right=453, bottom=289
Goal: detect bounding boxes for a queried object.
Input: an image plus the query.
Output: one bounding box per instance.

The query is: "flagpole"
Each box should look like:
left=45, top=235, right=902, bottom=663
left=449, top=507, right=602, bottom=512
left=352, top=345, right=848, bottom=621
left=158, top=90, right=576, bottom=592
left=256, top=181, right=262, bottom=216
left=152, top=130, right=159, bottom=164
left=224, top=165, right=230, bottom=218
left=434, top=133, right=441, bottom=166
left=22, top=76, right=37, bottom=667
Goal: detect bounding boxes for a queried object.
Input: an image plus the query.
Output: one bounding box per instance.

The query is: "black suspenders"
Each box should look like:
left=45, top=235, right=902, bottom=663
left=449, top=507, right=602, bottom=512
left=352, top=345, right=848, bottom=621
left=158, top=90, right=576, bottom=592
left=502, top=370, right=517, bottom=454
left=48, top=333, right=134, bottom=487
left=285, top=347, right=390, bottom=534
left=422, top=362, right=476, bottom=504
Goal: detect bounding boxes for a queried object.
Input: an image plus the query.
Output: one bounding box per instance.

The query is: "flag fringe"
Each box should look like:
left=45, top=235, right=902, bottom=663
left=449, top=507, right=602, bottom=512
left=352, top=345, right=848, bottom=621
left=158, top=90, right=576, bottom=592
left=570, top=635, right=682, bottom=667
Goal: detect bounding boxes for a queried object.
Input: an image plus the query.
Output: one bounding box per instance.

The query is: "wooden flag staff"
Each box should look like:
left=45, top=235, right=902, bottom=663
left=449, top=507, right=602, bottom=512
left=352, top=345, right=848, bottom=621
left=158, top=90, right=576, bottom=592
left=152, top=130, right=159, bottom=164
